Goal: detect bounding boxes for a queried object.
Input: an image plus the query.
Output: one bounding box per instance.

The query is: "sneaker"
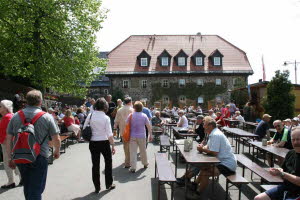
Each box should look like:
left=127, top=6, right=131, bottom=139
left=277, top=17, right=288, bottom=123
left=1, top=183, right=16, bottom=189
left=107, top=184, right=116, bottom=190
left=129, top=168, right=136, bottom=173
left=144, top=164, right=149, bottom=169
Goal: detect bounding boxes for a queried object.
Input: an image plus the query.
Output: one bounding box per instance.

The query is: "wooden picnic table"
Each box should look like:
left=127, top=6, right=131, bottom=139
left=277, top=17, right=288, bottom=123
left=172, top=127, right=197, bottom=151
left=175, top=142, right=220, bottom=199
left=224, top=118, right=240, bottom=127
left=222, top=127, right=258, bottom=154
left=248, top=141, right=290, bottom=167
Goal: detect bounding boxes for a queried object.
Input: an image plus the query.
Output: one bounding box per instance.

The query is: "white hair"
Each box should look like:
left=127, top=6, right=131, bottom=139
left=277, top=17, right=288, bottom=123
left=1, top=100, right=13, bottom=113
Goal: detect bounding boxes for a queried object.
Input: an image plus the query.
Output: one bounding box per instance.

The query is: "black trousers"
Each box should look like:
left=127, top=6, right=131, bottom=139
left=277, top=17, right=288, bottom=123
left=89, top=140, right=113, bottom=190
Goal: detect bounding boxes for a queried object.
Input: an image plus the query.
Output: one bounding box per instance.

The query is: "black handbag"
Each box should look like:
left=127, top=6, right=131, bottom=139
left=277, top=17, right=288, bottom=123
left=82, top=113, right=93, bottom=141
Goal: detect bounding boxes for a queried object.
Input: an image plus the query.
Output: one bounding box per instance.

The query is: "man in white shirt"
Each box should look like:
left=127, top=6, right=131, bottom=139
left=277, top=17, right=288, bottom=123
left=233, top=111, right=245, bottom=126
left=177, top=110, right=189, bottom=128
left=114, top=97, right=133, bottom=168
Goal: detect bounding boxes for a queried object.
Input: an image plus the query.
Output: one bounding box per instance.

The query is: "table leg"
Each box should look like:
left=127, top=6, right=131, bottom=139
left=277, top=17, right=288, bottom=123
left=212, top=164, right=215, bottom=196
left=175, top=145, right=178, bottom=178
left=185, top=163, right=188, bottom=200
left=235, top=135, right=238, bottom=153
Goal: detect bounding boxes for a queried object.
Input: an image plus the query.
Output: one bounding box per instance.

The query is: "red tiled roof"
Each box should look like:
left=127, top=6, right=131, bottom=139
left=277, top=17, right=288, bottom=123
left=106, top=35, right=253, bottom=74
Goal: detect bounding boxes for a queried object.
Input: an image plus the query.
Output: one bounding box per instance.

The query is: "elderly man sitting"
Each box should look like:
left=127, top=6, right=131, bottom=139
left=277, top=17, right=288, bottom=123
left=177, top=110, right=189, bottom=128
left=151, top=111, right=164, bottom=132
left=208, top=109, right=217, bottom=120
left=254, top=127, right=300, bottom=200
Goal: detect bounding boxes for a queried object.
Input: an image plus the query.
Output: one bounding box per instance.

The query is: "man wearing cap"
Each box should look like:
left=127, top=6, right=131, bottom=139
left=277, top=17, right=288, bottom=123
left=283, top=118, right=292, bottom=130
left=254, top=127, right=300, bottom=200
left=254, top=114, right=271, bottom=140
left=292, top=117, right=299, bottom=128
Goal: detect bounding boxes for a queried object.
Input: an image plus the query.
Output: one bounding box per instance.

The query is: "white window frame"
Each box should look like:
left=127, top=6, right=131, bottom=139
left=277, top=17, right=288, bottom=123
left=179, top=79, right=186, bottom=87
left=197, top=79, right=204, bottom=86
left=216, top=96, right=222, bottom=103
left=104, top=89, right=109, bottom=95
left=123, top=80, right=129, bottom=88
left=216, top=79, right=221, bottom=86
left=162, top=80, right=169, bottom=88
left=162, top=96, right=169, bottom=104
left=142, top=80, right=147, bottom=88
left=179, top=95, right=186, bottom=103
left=161, top=57, right=169, bottom=66
left=195, top=57, right=203, bottom=66
left=140, top=58, right=148, bottom=67
left=178, top=57, right=185, bottom=66
left=214, top=57, right=221, bottom=66
left=197, top=96, right=204, bottom=104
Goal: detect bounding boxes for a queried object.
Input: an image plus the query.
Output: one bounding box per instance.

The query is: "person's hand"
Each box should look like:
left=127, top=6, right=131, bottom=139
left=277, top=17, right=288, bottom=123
left=148, top=135, right=153, bottom=142
left=197, top=144, right=204, bottom=153
left=9, top=160, right=16, bottom=169
left=53, top=149, right=60, bottom=159
left=267, top=141, right=272, bottom=145
left=269, top=168, right=283, bottom=176
left=112, top=147, right=116, bottom=155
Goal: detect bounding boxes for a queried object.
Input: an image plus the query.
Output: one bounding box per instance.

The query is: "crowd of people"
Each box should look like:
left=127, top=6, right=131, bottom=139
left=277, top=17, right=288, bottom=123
left=0, top=91, right=300, bottom=200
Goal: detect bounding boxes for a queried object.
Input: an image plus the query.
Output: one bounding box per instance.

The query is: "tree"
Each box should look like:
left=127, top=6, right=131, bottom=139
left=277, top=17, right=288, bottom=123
left=263, top=70, right=295, bottom=121
left=0, top=0, right=107, bottom=96
left=231, top=78, right=248, bottom=108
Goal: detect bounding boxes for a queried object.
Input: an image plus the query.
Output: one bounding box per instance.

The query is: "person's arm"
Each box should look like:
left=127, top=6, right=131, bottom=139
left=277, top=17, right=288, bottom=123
left=269, top=168, right=300, bottom=186
left=82, top=113, right=91, bottom=129
left=108, top=136, right=116, bottom=155
left=177, top=117, right=183, bottom=127
left=5, top=134, right=16, bottom=169
left=202, top=145, right=218, bottom=156
left=146, top=122, right=152, bottom=141
left=51, top=134, right=61, bottom=159
left=275, top=129, right=289, bottom=148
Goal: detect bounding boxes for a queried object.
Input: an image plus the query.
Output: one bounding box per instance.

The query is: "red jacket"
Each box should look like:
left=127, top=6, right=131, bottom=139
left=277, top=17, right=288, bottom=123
left=0, top=113, right=13, bottom=144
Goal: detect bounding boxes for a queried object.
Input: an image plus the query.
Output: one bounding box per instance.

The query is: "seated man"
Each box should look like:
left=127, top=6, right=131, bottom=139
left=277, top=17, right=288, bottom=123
left=151, top=111, right=164, bottom=132
left=215, top=112, right=226, bottom=127
left=208, top=109, right=217, bottom=120
left=254, top=127, right=300, bottom=200
left=254, top=114, right=271, bottom=140
left=266, top=120, right=293, bottom=166
left=232, top=110, right=245, bottom=127
left=191, top=115, right=206, bottom=143
left=177, top=110, right=189, bottom=128
left=196, top=116, right=237, bottom=193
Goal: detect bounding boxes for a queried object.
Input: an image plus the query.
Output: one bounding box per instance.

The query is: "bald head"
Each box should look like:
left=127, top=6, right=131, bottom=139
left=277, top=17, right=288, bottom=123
left=291, top=127, right=300, bottom=152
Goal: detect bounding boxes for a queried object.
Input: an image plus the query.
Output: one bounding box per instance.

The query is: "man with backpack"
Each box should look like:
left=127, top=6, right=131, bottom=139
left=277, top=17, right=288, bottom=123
left=5, top=90, right=61, bottom=200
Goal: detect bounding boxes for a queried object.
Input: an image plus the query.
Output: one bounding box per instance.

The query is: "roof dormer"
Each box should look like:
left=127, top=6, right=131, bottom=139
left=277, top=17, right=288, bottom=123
left=174, top=49, right=188, bottom=67
left=137, top=50, right=151, bottom=67
left=209, top=49, right=224, bottom=67
left=157, top=49, right=172, bottom=67
left=191, top=49, right=206, bottom=66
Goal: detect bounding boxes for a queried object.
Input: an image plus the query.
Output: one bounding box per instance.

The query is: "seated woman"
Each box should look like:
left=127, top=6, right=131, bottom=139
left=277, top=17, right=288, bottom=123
left=215, top=112, right=226, bottom=127
left=61, top=110, right=81, bottom=141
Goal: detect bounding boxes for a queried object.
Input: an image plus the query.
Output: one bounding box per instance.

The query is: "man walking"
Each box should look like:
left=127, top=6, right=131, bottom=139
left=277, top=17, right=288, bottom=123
left=114, top=97, right=133, bottom=168
left=6, top=90, right=61, bottom=200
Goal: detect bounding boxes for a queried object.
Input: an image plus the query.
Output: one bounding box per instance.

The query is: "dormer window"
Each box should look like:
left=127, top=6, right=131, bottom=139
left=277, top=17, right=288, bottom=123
left=137, top=50, right=151, bottom=67
left=174, top=49, right=188, bottom=67
left=157, top=49, right=172, bottom=67
left=209, top=49, right=223, bottom=67
left=192, top=49, right=206, bottom=66
left=141, top=58, right=148, bottom=66
left=178, top=57, right=185, bottom=66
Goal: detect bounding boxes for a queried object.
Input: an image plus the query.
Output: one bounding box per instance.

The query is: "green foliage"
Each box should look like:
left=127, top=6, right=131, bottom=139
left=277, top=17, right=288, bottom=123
left=151, top=82, right=227, bottom=107
left=231, top=78, right=248, bottom=107
left=0, top=0, right=107, bottom=97
left=263, top=70, right=295, bottom=120
left=112, top=88, right=125, bottom=103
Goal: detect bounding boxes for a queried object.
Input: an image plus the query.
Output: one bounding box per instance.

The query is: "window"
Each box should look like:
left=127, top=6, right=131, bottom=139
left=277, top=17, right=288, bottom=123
left=104, top=89, right=109, bottom=95
left=216, top=79, right=221, bottom=86
left=162, top=80, right=169, bottom=88
left=198, top=96, right=204, bottom=104
left=123, top=80, right=129, bottom=88
left=216, top=96, right=222, bottom=103
left=214, top=57, right=221, bottom=66
left=179, top=95, right=186, bottom=103
left=179, top=79, right=185, bottom=87
left=142, top=80, right=147, bottom=88
left=197, top=79, right=204, bottom=86
left=162, top=96, right=169, bottom=104
left=161, top=57, right=169, bottom=66
left=178, top=57, right=185, bottom=66
left=195, top=57, right=203, bottom=66
left=140, top=58, right=148, bottom=67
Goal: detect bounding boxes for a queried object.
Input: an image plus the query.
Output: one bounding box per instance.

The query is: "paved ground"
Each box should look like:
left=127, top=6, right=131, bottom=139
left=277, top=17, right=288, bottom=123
left=0, top=137, right=270, bottom=200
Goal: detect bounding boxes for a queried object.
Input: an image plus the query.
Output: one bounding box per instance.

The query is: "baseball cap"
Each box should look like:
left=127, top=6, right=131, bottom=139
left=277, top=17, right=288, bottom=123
left=292, top=117, right=299, bottom=121
left=263, top=114, right=272, bottom=118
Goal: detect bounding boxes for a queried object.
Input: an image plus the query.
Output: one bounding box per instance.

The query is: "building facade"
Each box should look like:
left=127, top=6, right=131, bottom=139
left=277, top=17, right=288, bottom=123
left=106, top=35, right=253, bottom=108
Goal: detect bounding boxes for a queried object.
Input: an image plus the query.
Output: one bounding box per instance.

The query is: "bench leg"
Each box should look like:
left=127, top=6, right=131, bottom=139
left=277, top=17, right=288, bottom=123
left=238, top=185, right=242, bottom=200
left=171, top=182, right=174, bottom=200
left=158, top=181, right=161, bottom=200
left=225, top=179, right=229, bottom=200
left=168, top=146, right=170, bottom=160
left=155, top=160, right=157, bottom=178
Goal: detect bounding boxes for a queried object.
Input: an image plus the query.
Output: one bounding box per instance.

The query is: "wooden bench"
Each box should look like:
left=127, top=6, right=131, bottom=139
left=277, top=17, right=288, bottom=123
left=155, top=153, right=176, bottom=200
left=225, top=174, right=249, bottom=200
left=159, top=135, right=171, bottom=159
left=235, top=154, right=283, bottom=184
left=153, top=130, right=163, bottom=143
left=48, top=135, right=69, bottom=164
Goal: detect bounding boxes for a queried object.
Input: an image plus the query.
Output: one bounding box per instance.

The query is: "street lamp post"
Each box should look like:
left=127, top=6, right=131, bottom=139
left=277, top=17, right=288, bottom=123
left=283, top=60, right=299, bottom=84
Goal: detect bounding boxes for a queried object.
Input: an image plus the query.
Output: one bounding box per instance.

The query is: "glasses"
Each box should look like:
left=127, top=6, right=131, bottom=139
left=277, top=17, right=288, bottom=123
left=275, top=124, right=281, bottom=128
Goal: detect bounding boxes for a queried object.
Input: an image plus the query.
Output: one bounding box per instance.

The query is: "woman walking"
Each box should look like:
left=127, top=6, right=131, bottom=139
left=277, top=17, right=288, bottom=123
left=83, top=98, right=116, bottom=193
left=128, top=101, right=152, bottom=173
left=0, top=100, right=21, bottom=188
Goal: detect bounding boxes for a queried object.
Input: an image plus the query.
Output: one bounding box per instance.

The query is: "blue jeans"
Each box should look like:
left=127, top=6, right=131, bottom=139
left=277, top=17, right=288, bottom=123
left=17, top=155, right=48, bottom=200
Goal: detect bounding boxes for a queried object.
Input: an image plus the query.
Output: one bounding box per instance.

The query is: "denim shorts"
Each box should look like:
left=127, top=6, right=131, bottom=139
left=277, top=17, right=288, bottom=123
left=265, top=184, right=300, bottom=200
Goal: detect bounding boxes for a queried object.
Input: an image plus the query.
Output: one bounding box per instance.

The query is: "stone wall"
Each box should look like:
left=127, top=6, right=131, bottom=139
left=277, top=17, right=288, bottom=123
left=110, top=75, right=247, bottom=107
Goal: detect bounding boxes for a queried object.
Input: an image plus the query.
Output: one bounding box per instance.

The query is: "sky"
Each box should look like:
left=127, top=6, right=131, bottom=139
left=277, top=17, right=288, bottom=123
left=96, top=0, right=300, bottom=84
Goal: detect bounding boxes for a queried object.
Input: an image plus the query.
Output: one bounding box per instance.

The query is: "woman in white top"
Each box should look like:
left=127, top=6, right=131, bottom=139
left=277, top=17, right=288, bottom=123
left=177, top=110, right=189, bottom=128
left=83, top=98, right=116, bottom=193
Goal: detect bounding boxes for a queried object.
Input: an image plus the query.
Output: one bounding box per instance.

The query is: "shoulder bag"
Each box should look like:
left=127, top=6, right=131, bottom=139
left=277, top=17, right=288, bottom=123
left=82, top=113, right=93, bottom=141
left=122, top=114, right=132, bottom=142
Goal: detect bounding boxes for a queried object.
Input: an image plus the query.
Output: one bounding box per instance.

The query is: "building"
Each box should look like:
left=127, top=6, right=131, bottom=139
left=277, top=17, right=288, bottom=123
left=105, top=35, right=253, bottom=108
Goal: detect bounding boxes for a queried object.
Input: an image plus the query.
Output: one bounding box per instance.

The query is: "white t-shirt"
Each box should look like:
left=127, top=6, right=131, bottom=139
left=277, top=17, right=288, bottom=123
left=178, top=115, right=189, bottom=128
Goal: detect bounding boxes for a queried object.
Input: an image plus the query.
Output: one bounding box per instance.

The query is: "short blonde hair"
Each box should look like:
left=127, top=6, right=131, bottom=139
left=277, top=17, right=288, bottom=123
left=134, top=101, right=143, bottom=112
left=204, top=116, right=217, bottom=128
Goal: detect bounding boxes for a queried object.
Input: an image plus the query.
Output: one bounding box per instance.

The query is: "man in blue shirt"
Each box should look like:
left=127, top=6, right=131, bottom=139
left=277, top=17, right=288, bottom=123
left=141, top=100, right=152, bottom=147
left=254, top=114, right=271, bottom=140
